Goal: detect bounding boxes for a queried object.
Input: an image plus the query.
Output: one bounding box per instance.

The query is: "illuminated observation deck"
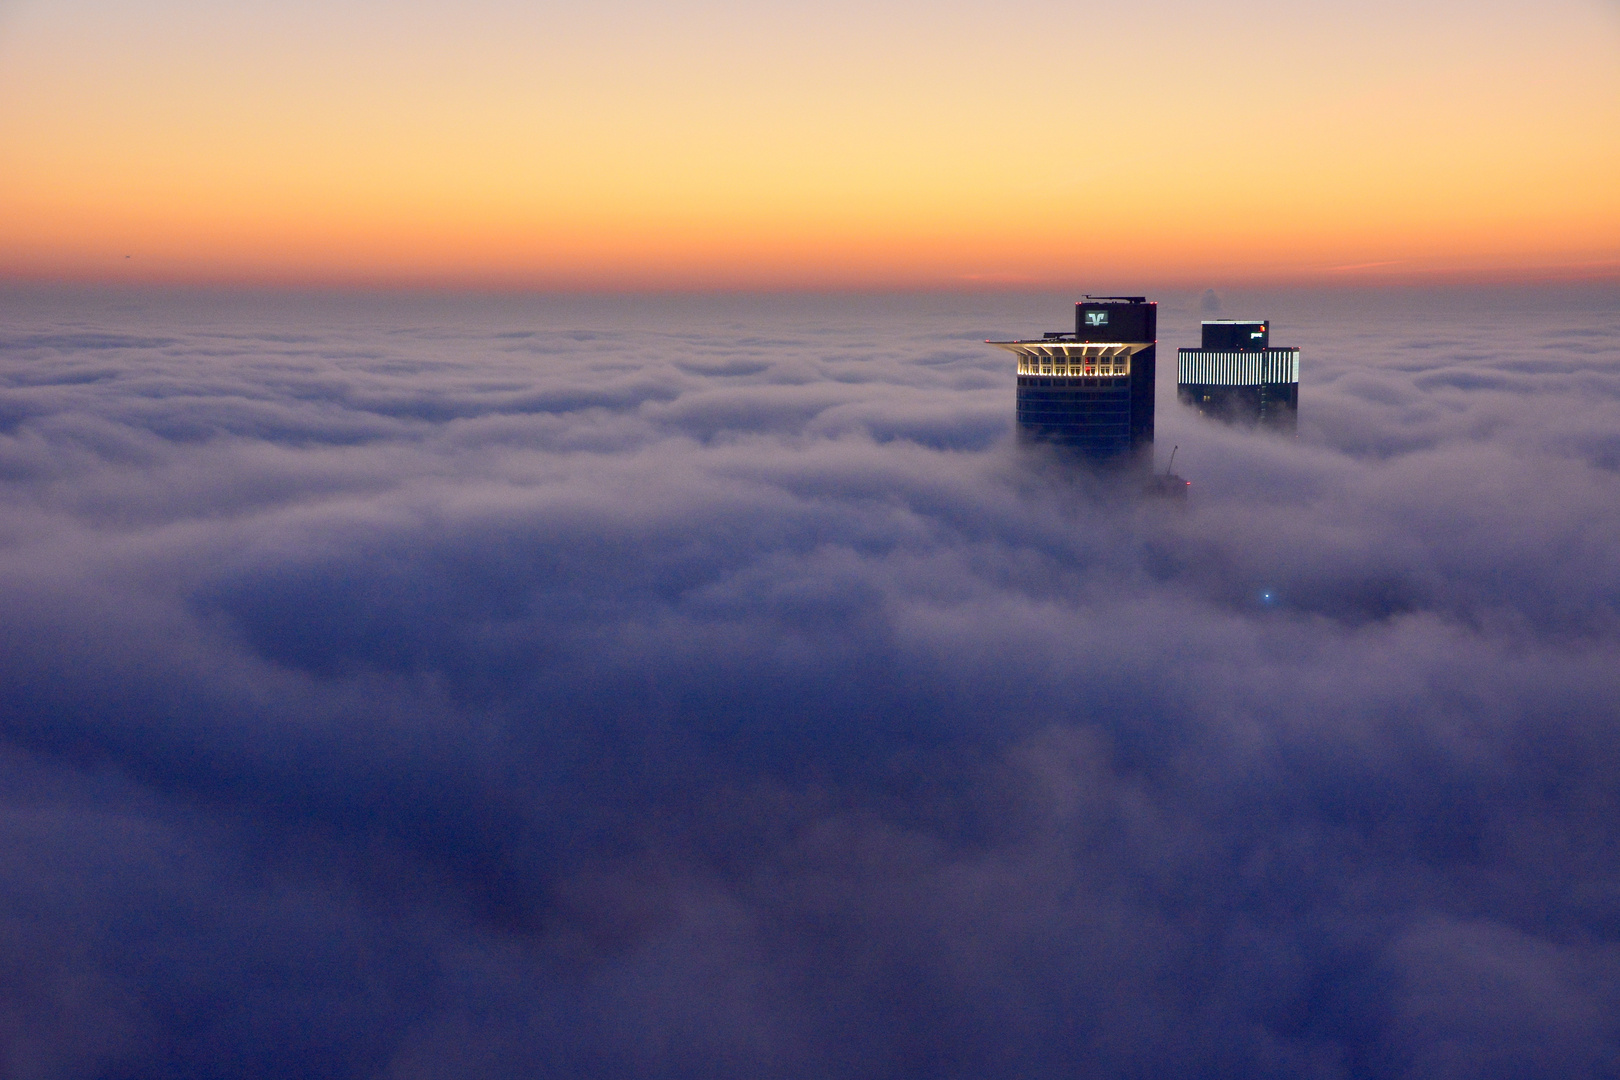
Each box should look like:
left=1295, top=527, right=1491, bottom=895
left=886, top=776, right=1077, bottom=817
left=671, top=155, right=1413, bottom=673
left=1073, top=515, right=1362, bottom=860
left=989, top=338, right=1152, bottom=377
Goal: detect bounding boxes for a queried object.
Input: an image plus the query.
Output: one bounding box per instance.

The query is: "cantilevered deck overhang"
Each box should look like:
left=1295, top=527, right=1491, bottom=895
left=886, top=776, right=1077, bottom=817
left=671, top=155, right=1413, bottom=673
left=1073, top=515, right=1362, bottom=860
left=988, top=339, right=1153, bottom=377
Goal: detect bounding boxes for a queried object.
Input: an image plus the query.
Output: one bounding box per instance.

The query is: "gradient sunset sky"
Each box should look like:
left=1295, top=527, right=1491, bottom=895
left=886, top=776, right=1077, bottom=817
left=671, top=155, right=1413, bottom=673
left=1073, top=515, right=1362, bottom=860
left=2, top=0, right=1617, bottom=288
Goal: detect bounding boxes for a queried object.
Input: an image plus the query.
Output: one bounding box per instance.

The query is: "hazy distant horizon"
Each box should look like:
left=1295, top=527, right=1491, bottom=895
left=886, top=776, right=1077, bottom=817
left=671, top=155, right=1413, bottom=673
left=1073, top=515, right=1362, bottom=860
left=5, top=260, right=1619, bottom=293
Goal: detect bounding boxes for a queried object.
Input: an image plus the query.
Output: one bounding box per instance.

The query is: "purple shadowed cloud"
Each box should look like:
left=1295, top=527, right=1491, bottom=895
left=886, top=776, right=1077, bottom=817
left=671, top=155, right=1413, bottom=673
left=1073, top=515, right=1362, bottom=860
left=0, top=284, right=1617, bottom=1078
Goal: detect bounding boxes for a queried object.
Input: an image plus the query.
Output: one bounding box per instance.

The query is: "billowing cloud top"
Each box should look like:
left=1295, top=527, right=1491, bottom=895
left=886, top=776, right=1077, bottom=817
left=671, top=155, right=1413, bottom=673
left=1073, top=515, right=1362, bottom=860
left=1, top=286, right=1618, bottom=1078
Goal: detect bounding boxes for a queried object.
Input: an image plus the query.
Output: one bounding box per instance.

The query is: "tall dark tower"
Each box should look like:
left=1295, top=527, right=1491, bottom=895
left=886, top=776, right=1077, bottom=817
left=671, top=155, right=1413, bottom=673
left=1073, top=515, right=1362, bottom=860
left=990, top=296, right=1157, bottom=464
left=1177, top=320, right=1300, bottom=431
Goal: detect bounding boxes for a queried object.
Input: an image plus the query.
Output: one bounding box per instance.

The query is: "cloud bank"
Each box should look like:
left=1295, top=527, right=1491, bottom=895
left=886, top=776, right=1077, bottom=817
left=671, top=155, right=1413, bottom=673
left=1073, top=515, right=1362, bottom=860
left=0, top=285, right=1617, bottom=1079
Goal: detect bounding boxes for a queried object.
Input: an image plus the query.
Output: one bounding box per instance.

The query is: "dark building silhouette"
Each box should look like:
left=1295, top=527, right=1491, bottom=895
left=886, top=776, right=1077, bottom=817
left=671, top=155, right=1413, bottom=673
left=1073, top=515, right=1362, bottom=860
left=1177, top=320, right=1299, bottom=431
left=990, top=296, right=1157, bottom=463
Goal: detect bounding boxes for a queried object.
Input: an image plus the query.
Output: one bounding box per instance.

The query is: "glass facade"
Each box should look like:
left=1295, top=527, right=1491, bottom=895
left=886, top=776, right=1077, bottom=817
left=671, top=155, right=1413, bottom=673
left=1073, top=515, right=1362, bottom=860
left=1015, top=375, right=1134, bottom=457
left=1176, top=382, right=1298, bottom=431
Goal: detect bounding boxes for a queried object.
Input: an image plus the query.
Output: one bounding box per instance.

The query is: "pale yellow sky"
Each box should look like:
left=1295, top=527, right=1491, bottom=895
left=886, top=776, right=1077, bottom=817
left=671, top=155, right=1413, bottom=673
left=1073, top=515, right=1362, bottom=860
left=2, top=0, right=1617, bottom=286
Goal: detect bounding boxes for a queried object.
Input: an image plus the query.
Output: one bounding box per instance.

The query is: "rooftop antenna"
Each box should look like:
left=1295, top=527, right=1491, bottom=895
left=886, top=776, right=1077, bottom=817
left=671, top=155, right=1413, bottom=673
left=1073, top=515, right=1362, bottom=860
left=1165, top=445, right=1178, bottom=477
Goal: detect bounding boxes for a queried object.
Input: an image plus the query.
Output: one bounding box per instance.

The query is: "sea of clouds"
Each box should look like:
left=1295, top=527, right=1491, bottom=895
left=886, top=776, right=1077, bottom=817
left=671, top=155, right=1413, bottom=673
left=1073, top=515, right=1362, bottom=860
left=0, top=284, right=1617, bottom=1078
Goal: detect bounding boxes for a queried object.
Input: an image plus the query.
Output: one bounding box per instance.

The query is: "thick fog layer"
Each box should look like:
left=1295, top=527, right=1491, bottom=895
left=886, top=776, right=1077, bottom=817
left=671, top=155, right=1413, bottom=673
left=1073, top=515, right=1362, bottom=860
left=1, top=286, right=1617, bottom=1078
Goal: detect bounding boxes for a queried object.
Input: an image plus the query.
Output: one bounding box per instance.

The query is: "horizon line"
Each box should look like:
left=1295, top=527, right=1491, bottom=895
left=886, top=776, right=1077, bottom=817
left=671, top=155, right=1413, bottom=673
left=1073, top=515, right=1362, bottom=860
left=4, top=262, right=1620, bottom=296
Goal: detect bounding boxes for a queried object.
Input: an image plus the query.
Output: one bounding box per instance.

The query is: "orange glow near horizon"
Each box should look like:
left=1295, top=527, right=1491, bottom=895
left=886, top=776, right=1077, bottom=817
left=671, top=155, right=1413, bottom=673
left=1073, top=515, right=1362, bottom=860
left=2, top=0, right=1618, bottom=289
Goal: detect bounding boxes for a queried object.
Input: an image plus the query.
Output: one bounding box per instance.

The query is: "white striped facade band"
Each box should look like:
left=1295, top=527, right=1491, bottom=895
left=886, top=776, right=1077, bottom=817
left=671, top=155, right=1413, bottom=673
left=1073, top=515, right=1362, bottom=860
left=1176, top=348, right=1300, bottom=387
